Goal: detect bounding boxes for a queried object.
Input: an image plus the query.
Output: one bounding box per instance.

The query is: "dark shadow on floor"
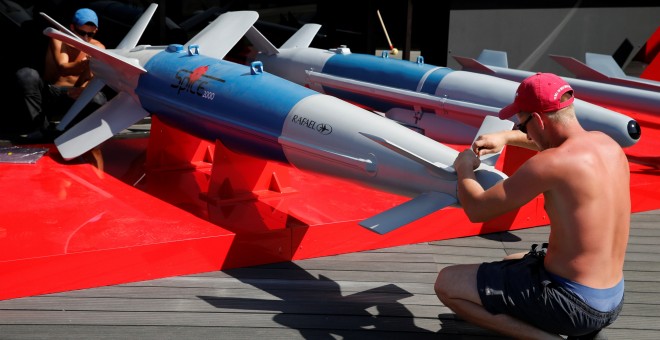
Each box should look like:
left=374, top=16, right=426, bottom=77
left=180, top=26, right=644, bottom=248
left=199, top=261, right=507, bottom=339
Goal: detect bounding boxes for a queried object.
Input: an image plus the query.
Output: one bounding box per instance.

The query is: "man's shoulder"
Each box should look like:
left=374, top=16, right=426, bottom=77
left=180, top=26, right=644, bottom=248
left=90, top=39, right=105, bottom=49
left=524, top=142, right=582, bottom=175
left=537, top=132, right=624, bottom=173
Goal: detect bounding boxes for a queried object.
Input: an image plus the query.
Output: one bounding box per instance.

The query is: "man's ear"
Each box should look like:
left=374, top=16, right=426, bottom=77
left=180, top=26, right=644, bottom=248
left=533, top=112, right=545, bottom=130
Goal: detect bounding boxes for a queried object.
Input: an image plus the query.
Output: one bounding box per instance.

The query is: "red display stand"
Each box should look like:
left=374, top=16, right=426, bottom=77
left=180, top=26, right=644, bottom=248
left=0, top=144, right=234, bottom=300
left=1, top=111, right=659, bottom=301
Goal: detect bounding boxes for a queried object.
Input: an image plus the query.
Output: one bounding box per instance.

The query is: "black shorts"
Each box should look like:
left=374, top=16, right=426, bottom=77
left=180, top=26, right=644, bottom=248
left=477, top=247, right=623, bottom=337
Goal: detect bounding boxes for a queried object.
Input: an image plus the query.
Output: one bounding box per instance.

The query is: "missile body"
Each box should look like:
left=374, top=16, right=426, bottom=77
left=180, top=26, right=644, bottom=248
left=132, top=45, right=497, bottom=198
left=462, top=56, right=660, bottom=118
left=46, top=9, right=508, bottom=232
left=246, top=27, right=641, bottom=147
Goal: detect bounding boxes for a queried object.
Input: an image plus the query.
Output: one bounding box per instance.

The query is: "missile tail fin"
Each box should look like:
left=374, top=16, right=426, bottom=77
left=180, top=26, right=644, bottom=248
left=452, top=55, right=496, bottom=74
left=43, top=27, right=146, bottom=133
left=549, top=54, right=609, bottom=82
left=39, top=12, right=84, bottom=41
left=55, top=92, right=149, bottom=160
left=585, top=53, right=627, bottom=78
left=116, top=3, right=159, bottom=49
left=245, top=26, right=280, bottom=56
left=280, top=23, right=322, bottom=49
left=41, top=7, right=156, bottom=160
left=359, top=132, right=456, bottom=180
left=552, top=53, right=660, bottom=91
left=186, top=11, right=258, bottom=60
left=477, top=49, right=509, bottom=68
left=43, top=28, right=146, bottom=76
left=359, top=192, right=457, bottom=234
left=56, top=77, right=106, bottom=131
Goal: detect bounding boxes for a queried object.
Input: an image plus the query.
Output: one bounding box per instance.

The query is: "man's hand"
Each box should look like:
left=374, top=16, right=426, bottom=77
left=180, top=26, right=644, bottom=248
left=454, top=149, right=481, bottom=175
left=72, top=58, right=90, bottom=74
left=472, top=133, right=507, bottom=157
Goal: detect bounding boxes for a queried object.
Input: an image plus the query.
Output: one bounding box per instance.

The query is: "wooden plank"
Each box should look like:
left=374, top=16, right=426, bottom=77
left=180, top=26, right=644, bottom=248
left=0, top=325, right=507, bottom=340
left=0, top=209, right=657, bottom=339
left=0, top=296, right=446, bottom=319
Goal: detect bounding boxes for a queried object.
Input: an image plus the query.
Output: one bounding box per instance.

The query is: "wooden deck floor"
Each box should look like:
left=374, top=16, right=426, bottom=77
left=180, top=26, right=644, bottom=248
left=0, top=209, right=658, bottom=339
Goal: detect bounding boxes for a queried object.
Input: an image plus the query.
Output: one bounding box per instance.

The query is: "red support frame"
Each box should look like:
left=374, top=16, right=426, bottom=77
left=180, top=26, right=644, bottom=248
left=1, top=111, right=659, bottom=300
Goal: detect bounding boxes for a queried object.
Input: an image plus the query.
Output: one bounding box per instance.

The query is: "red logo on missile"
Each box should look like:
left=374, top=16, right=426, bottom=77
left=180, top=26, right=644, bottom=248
left=190, top=65, right=209, bottom=83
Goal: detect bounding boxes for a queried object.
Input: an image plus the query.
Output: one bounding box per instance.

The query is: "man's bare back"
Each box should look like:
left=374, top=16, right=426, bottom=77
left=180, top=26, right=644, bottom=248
left=539, top=130, right=630, bottom=288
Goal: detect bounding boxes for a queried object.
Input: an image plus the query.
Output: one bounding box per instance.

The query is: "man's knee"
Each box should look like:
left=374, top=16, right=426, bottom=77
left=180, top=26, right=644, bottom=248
left=15, top=67, right=42, bottom=92
left=435, top=264, right=481, bottom=303
left=434, top=266, right=456, bottom=300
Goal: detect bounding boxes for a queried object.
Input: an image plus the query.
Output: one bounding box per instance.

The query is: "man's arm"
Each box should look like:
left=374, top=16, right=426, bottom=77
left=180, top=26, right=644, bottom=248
left=50, top=38, right=89, bottom=76
left=473, top=129, right=539, bottom=156
left=453, top=149, right=549, bottom=222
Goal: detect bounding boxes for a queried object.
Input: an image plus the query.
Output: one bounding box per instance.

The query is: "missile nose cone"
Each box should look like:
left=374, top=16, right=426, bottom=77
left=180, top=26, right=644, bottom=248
left=627, top=120, right=641, bottom=141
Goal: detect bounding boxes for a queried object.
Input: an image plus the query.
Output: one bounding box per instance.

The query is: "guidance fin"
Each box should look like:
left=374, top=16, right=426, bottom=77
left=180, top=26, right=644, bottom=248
left=186, top=11, right=258, bottom=60
left=57, top=77, right=106, bottom=131
left=39, top=12, right=83, bottom=41
left=55, top=92, right=149, bottom=160
left=452, top=55, right=496, bottom=74
left=549, top=54, right=609, bottom=82
left=245, top=26, right=280, bottom=56
left=477, top=49, right=510, bottom=68
left=551, top=53, right=660, bottom=91
left=280, top=23, right=321, bottom=49
left=116, top=3, right=158, bottom=50
left=584, top=53, right=627, bottom=78
left=359, top=192, right=457, bottom=234
left=43, top=28, right=146, bottom=75
left=360, top=132, right=456, bottom=180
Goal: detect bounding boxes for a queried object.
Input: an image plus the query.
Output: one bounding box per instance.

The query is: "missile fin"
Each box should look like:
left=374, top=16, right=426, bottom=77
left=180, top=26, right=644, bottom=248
left=186, top=11, right=258, bottom=60
left=549, top=54, right=609, bottom=82
left=115, top=3, right=159, bottom=50
left=280, top=23, right=322, bottom=49
left=477, top=49, right=509, bottom=68
left=585, top=53, right=627, bottom=78
left=452, top=55, right=496, bottom=74
left=359, top=192, right=456, bottom=234
left=55, top=92, right=149, bottom=160
left=43, top=28, right=146, bottom=75
left=584, top=53, right=660, bottom=91
left=359, top=132, right=456, bottom=180
left=56, top=77, right=107, bottom=131
left=40, top=12, right=83, bottom=41
left=473, top=116, right=515, bottom=167
left=245, top=26, right=280, bottom=56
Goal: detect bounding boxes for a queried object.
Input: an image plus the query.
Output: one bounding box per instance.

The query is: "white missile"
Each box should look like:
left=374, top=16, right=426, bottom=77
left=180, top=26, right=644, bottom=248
left=244, top=24, right=641, bottom=148
left=43, top=7, right=511, bottom=234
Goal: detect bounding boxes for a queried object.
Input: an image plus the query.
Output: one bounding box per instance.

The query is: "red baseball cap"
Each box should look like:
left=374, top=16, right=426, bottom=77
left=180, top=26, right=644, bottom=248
left=499, top=72, right=574, bottom=119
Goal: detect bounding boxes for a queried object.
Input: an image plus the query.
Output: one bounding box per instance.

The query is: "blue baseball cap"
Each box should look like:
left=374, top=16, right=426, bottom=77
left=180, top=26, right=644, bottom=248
left=72, top=8, right=98, bottom=27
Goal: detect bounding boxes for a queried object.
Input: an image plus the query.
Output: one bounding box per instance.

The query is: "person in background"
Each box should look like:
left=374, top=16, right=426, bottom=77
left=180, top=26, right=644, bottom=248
left=435, top=72, right=630, bottom=339
left=15, top=8, right=106, bottom=140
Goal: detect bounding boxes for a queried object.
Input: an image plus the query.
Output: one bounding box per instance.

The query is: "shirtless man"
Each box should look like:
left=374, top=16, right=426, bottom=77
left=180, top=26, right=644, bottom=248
left=434, top=72, right=630, bottom=339
left=15, top=8, right=106, bottom=138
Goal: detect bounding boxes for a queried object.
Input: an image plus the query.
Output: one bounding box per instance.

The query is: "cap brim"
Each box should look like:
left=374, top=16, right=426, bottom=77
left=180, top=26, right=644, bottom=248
left=498, top=102, right=519, bottom=119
